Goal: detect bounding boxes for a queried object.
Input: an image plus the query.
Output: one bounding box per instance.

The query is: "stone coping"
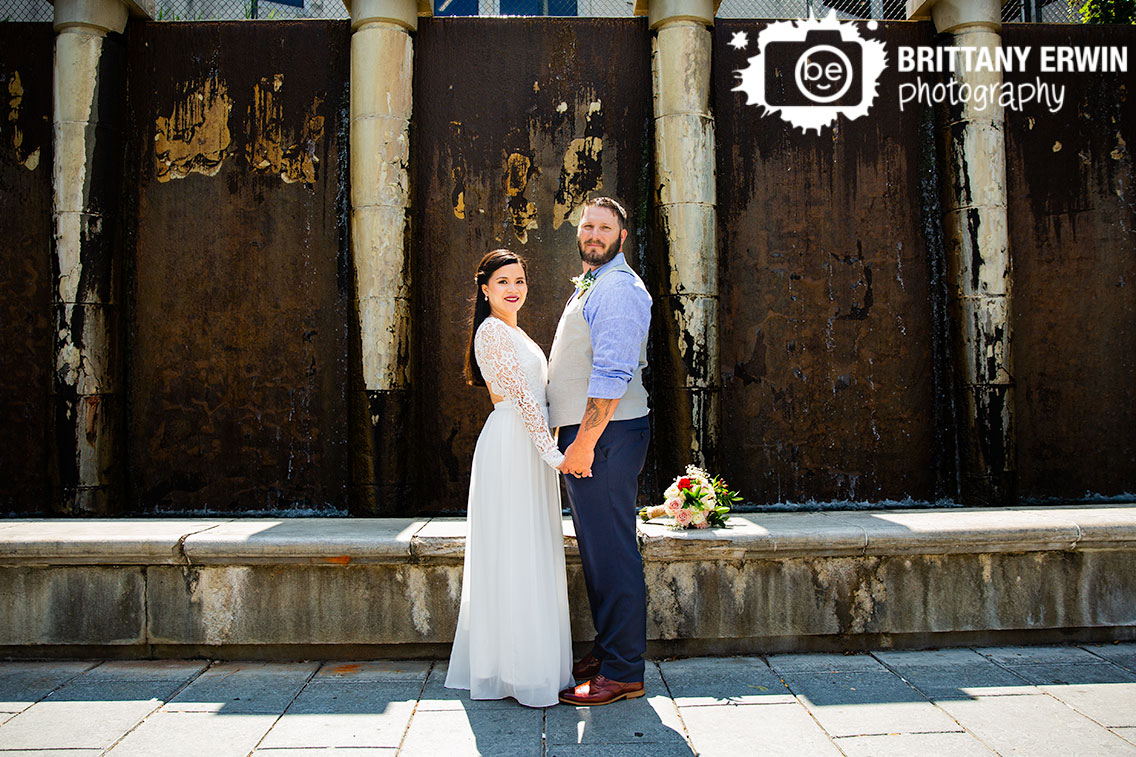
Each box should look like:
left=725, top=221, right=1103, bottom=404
left=0, top=504, right=1133, bottom=566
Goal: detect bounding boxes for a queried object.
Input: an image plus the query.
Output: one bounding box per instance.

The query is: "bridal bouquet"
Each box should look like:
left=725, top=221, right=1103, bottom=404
left=639, top=465, right=741, bottom=530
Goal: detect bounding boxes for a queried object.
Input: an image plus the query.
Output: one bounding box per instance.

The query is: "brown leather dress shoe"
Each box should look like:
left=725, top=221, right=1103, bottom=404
left=571, top=653, right=602, bottom=680
left=558, top=675, right=645, bottom=706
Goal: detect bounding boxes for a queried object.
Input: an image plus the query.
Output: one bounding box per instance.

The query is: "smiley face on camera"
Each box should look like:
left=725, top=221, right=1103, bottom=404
left=765, top=30, right=863, bottom=107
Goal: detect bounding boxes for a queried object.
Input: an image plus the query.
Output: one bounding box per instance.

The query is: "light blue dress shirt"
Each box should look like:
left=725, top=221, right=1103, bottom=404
left=580, top=253, right=652, bottom=400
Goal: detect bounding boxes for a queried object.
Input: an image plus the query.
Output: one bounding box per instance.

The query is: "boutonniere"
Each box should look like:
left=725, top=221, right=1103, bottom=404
left=571, top=271, right=596, bottom=293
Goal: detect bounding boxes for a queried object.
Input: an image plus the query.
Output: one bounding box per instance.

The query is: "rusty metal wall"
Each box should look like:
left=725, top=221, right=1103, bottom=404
left=713, top=21, right=950, bottom=506
left=0, top=24, right=54, bottom=515
left=412, top=18, right=653, bottom=513
left=6, top=20, right=1133, bottom=516
left=123, top=22, right=352, bottom=513
left=1003, top=24, right=1136, bottom=501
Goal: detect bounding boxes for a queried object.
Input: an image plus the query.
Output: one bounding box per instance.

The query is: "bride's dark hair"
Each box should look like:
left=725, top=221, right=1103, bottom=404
left=466, top=249, right=528, bottom=387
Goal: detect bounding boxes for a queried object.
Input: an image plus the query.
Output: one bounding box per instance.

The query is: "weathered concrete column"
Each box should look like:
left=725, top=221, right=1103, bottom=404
left=345, top=0, right=428, bottom=513
left=50, top=0, right=147, bottom=514
left=638, top=0, right=721, bottom=472
left=910, top=0, right=1016, bottom=504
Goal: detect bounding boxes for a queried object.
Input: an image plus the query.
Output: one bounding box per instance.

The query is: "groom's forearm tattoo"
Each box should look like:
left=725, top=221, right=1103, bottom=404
left=581, top=398, right=617, bottom=435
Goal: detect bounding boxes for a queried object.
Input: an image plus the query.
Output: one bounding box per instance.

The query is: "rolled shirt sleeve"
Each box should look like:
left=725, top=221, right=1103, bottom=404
left=583, top=270, right=652, bottom=399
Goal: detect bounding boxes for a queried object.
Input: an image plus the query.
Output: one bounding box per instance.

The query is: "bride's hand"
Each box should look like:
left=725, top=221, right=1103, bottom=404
left=557, top=460, right=589, bottom=476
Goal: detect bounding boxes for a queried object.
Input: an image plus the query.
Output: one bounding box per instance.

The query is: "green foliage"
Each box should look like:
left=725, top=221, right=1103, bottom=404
left=1072, top=0, right=1136, bottom=23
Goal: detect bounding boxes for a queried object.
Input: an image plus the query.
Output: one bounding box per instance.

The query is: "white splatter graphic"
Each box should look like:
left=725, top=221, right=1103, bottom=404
left=733, top=14, right=888, bottom=134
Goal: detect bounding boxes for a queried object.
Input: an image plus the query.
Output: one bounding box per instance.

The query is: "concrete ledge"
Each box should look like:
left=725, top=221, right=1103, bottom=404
left=1, top=505, right=1134, bottom=658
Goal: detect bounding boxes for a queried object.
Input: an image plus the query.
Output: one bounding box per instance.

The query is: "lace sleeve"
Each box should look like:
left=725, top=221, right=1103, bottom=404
left=476, top=320, right=565, bottom=470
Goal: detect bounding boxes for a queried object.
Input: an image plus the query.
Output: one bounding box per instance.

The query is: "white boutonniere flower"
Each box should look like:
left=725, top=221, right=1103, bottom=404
left=571, top=272, right=596, bottom=293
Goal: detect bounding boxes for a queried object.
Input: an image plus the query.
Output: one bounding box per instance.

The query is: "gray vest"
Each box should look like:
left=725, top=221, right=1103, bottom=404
left=547, top=261, right=649, bottom=429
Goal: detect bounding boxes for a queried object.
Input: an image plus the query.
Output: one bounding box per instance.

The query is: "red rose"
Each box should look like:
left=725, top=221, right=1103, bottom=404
left=677, top=477, right=692, bottom=490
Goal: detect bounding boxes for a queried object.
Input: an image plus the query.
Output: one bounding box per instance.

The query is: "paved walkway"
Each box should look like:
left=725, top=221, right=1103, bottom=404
left=1, top=644, right=1134, bottom=756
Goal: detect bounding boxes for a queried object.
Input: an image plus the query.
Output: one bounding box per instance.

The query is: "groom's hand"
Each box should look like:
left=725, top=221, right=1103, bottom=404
left=563, top=439, right=594, bottom=478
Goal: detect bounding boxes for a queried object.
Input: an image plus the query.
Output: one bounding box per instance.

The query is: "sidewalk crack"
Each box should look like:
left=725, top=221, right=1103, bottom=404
left=246, top=661, right=322, bottom=756
left=394, top=659, right=435, bottom=754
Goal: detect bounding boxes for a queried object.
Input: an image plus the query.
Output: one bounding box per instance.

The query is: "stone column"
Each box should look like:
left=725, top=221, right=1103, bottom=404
left=911, top=0, right=1016, bottom=504
left=50, top=0, right=145, bottom=514
left=640, top=0, right=720, bottom=472
left=345, top=0, right=427, bottom=513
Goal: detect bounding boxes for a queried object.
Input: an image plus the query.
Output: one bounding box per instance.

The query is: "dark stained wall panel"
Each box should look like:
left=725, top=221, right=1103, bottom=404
left=713, top=21, right=948, bottom=506
left=1003, top=24, right=1136, bottom=500
left=0, top=24, right=55, bottom=515
left=413, top=18, right=653, bottom=513
left=123, top=22, right=351, bottom=513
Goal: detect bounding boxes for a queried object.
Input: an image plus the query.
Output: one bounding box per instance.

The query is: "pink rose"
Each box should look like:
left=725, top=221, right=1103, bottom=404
left=674, top=508, right=693, bottom=527
left=665, top=498, right=682, bottom=515
left=695, top=521, right=710, bottom=529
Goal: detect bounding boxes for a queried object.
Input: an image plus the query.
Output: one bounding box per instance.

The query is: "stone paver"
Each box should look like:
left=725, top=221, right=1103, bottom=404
left=0, top=661, right=94, bottom=712
left=1085, top=643, right=1136, bottom=672
left=779, top=669, right=962, bottom=737
left=106, top=711, right=279, bottom=756
left=980, top=645, right=1102, bottom=666
left=162, top=661, right=318, bottom=714
left=680, top=701, right=841, bottom=757
left=766, top=652, right=885, bottom=673
left=546, top=743, right=692, bottom=756
left=1, top=646, right=1134, bottom=755
left=937, top=693, right=1136, bottom=755
left=256, top=681, right=420, bottom=749
left=400, top=705, right=542, bottom=756
left=657, top=656, right=795, bottom=706
left=874, top=648, right=1034, bottom=698
left=79, top=660, right=210, bottom=682
left=255, top=745, right=397, bottom=750
left=835, top=732, right=999, bottom=756
left=313, top=660, right=432, bottom=683
left=0, top=680, right=183, bottom=750
left=0, top=745, right=103, bottom=750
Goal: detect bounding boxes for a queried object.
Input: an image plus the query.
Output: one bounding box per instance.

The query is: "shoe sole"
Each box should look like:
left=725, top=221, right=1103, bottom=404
left=558, top=689, right=645, bottom=706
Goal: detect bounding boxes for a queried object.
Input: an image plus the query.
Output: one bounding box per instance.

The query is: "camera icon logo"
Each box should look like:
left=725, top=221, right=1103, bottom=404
left=734, top=13, right=888, bottom=134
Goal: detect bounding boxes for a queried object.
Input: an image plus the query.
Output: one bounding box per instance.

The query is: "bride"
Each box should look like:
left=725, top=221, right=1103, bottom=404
left=444, top=249, right=575, bottom=708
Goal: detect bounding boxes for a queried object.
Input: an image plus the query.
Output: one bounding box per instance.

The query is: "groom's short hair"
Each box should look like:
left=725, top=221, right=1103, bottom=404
left=583, top=197, right=627, bottom=232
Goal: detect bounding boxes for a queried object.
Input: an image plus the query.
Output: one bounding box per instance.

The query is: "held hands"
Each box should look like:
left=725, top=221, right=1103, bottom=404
left=560, top=439, right=594, bottom=478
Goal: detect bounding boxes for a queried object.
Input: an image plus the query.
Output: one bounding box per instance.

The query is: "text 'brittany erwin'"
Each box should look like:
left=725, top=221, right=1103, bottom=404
left=896, top=45, right=1128, bottom=73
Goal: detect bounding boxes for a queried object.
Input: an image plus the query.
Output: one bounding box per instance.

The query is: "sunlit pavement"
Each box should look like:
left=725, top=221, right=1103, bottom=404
left=1, top=644, right=1134, bottom=756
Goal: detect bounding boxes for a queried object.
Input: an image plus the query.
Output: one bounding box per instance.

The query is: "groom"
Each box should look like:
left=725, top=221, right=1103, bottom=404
left=548, top=196, right=652, bottom=706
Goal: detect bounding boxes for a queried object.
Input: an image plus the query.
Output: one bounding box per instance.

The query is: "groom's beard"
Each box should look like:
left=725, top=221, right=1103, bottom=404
left=578, top=236, right=621, bottom=268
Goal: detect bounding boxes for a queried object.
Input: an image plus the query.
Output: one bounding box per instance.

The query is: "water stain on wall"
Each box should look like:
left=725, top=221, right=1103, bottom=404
left=7, top=71, right=40, bottom=170
left=154, top=75, right=233, bottom=182
left=452, top=166, right=466, bottom=219
left=504, top=151, right=538, bottom=243
left=553, top=99, right=603, bottom=229
left=246, top=73, right=324, bottom=185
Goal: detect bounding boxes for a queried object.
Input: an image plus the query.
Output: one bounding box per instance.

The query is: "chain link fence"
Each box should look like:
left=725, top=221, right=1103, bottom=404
left=1, top=0, right=1081, bottom=28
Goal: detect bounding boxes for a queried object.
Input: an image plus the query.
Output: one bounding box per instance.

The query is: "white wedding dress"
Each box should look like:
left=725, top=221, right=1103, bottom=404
left=445, top=316, right=573, bottom=708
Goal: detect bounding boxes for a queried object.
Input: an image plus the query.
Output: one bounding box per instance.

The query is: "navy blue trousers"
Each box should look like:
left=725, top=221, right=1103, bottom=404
left=559, top=415, right=650, bottom=683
